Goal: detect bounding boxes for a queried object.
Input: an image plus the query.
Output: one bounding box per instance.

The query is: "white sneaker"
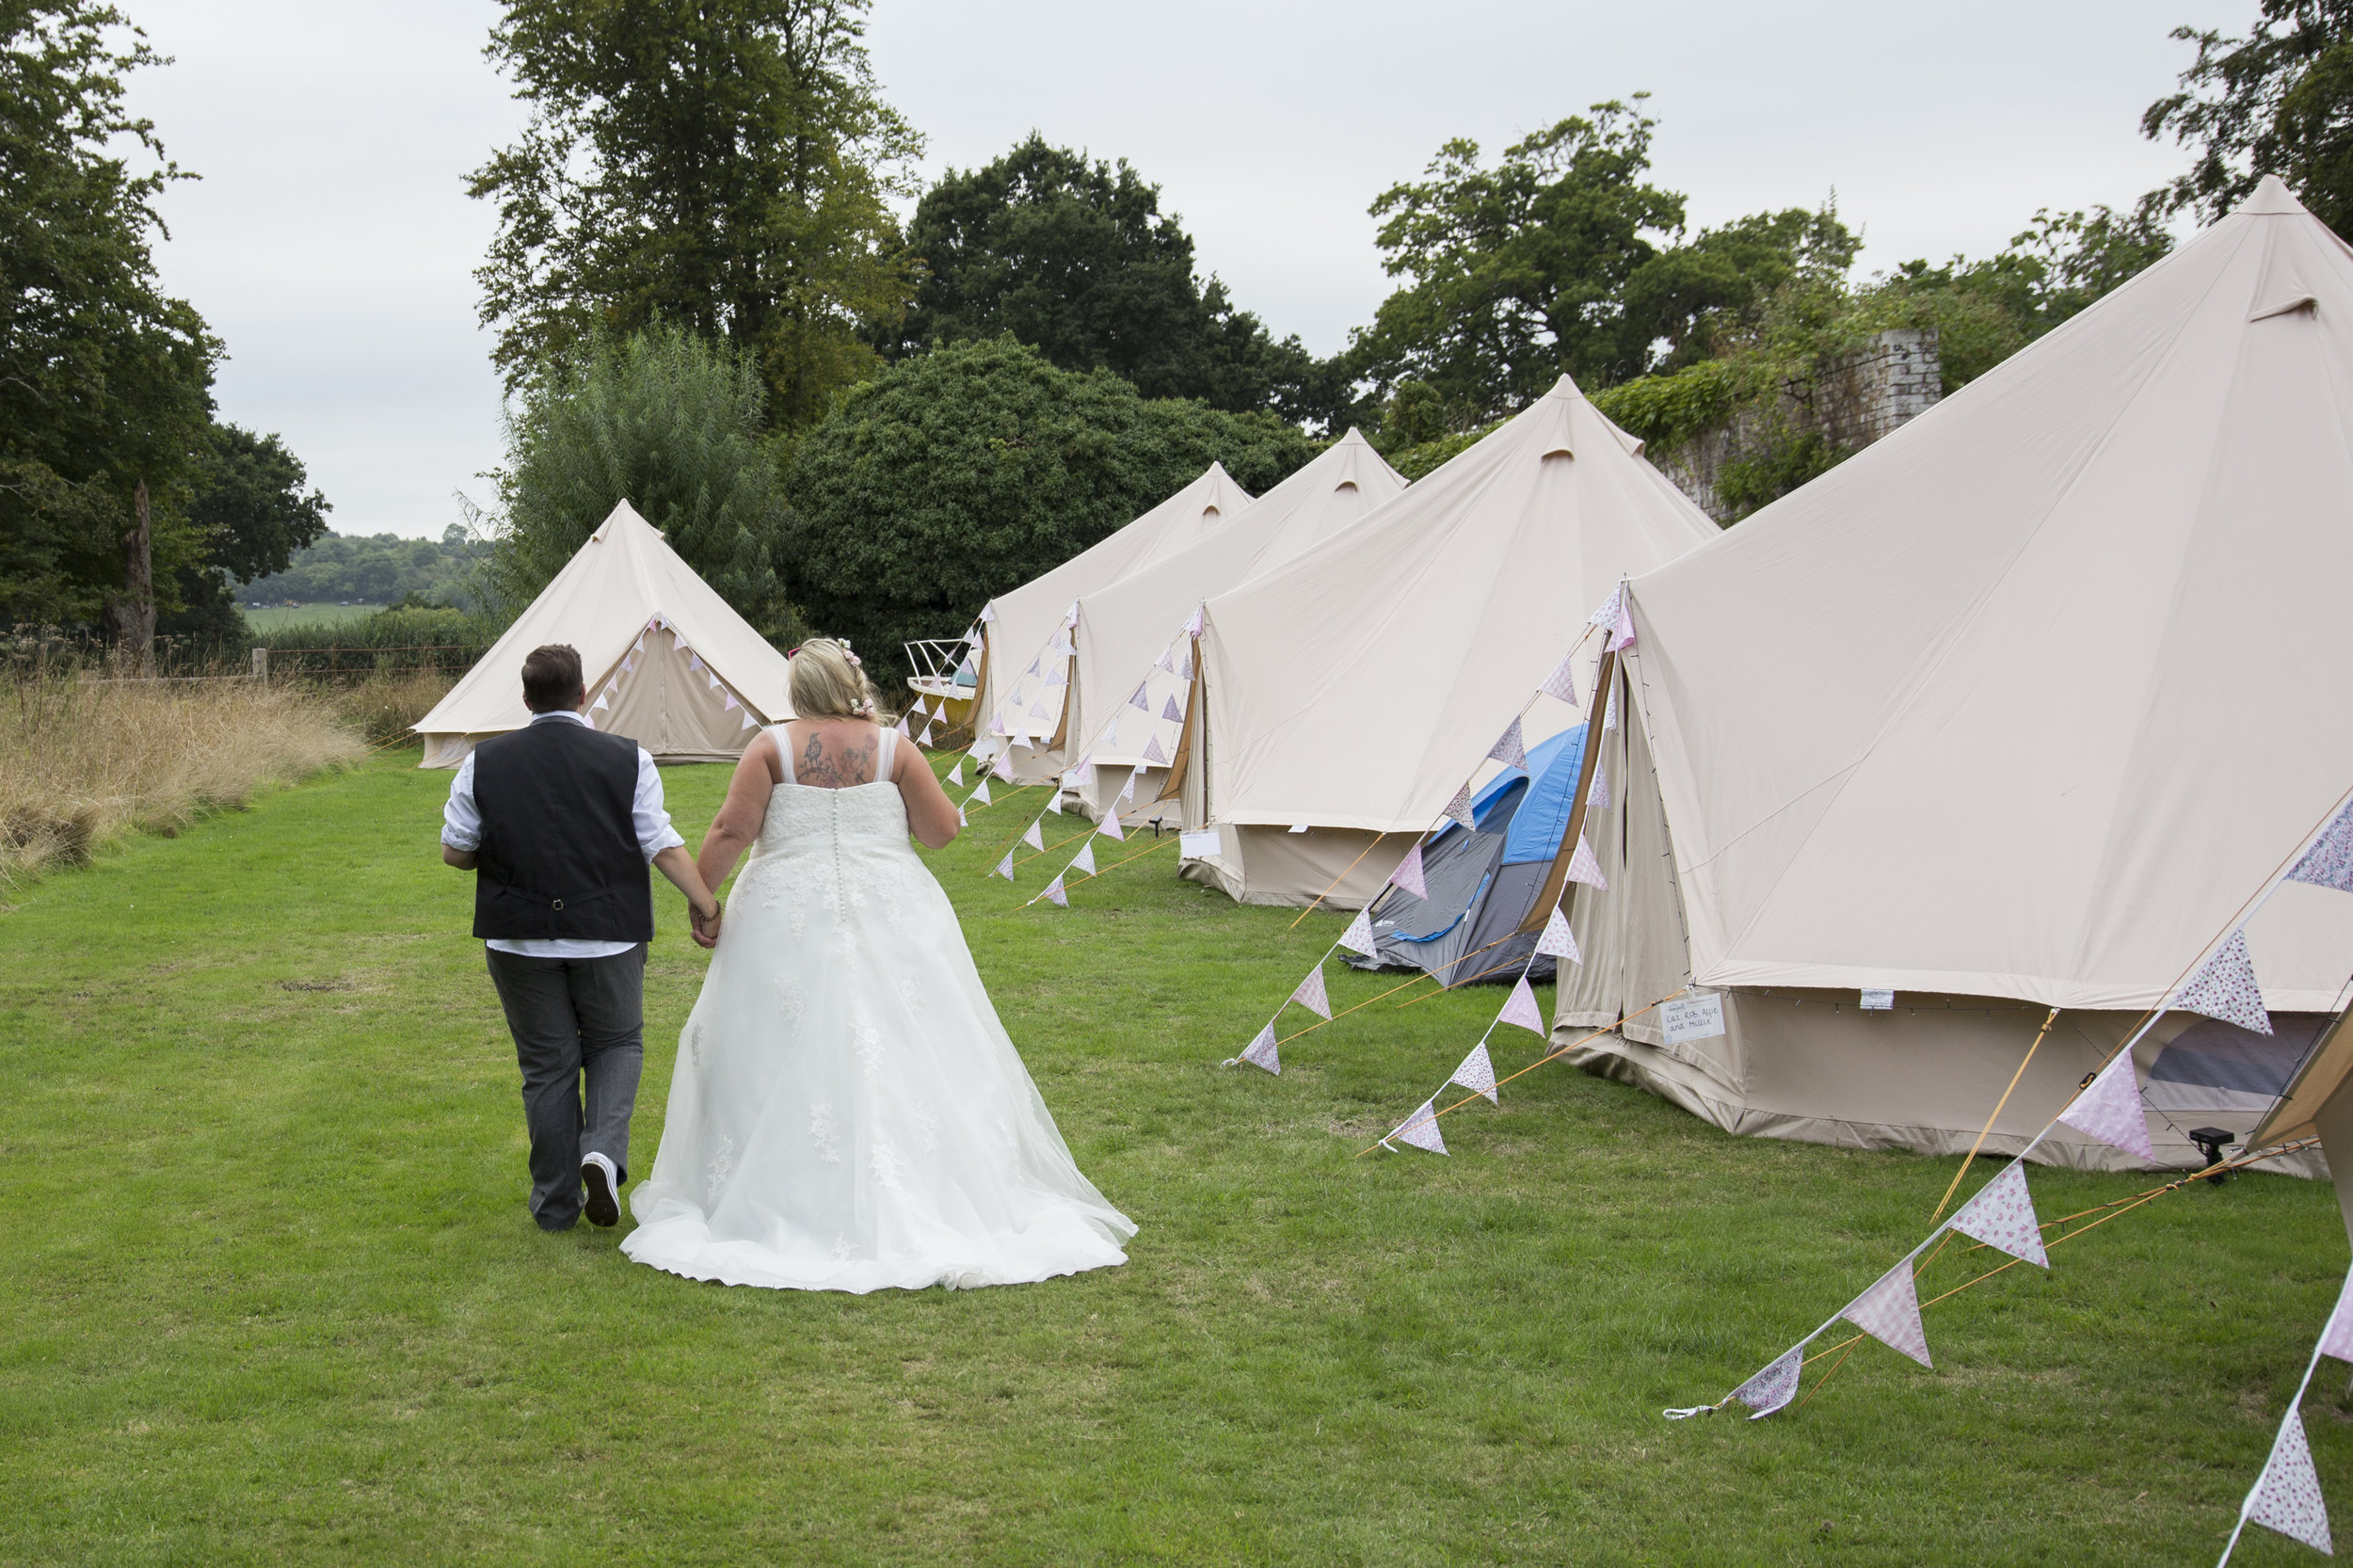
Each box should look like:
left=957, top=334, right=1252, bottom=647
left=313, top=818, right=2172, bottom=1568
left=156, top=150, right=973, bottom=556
left=581, top=1152, right=620, bottom=1227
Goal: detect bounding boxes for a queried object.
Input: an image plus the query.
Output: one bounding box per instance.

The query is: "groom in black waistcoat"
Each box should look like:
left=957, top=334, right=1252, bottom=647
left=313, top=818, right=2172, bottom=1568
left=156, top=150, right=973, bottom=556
left=440, top=644, right=720, bottom=1232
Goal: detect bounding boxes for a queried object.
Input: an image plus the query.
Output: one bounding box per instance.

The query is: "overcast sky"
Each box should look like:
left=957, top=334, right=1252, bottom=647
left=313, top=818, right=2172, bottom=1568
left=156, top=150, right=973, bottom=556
left=125, top=0, right=2240, bottom=541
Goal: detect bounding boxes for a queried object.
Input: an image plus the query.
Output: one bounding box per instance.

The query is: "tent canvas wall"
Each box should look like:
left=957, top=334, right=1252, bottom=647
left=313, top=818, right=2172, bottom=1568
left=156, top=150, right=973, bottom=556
left=1561, top=178, right=2353, bottom=1176
left=1176, top=375, right=1719, bottom=907
left=415, top=501, right=792, bottom=766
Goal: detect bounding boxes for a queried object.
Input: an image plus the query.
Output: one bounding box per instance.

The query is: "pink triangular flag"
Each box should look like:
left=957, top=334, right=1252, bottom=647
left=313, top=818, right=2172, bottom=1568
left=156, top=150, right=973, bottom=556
left=2173, top=928, right=2272, bottom=1035
left=1143, top=735, right=1170, bottom=764
left=1162, top=695, right=1184, bottom=722
left=1289, top=965, right=1331, bottom=1020
left=706, top=672, right=720, bottom=690
left=1603, top=684, right=1619, bottom=732
left=1042, top=875, right=1068, bottom=907
left=993, top=851, right=1015, bottom=880
left=1587, top=584, right=1624, bottom=631
left=2319, top=1267, right=2353, bottom=1364
left=979, top=603, right=996, bottom=622
left=1389, top=843, right=1427, bottom=899
left=1450, top=1041, right=1497, bottom=1103
left=1129, top=682, right=1151, bottom=712
left=1497, top=975, right=1545, bottom=1035
left=1534, top=905, right=1580, bottom=964
left=1099, top=811, right=1125, bottom=842
left=1728, top=1349, right=1802, bottom=1420
left=739, top=710, right=756, bottom=731
left=1023, top=820, right=1044, bottom=851
left=917, top=725, right=936, bottom=747
left=2247, top=1407, right=2334, bottom=1553
left=1840, top=1259, right=1932, bottom=1368
left=1946, top=1161, right=2048, bottom=1268
left=1443, top=783, right=1477, bottom=830
left=1487, top=716, right=1528, bottom=769
left=688, top=652, right=703, bottom=672
left=1566, top=837, right=1608, bottom=890
left=722, top=692, right=738, bottom=712
left=622, top=654, right=635, bottom=673
left=632, top=635, right=646, bottom=653
left=1029, top=698, right=1051, bottom=719
left=1540, top=648, right=1581, bottom=708
left=992, top=752, right=1015, bottom=782
left=1386, top=1098, right=1448, bottom=1155
left=1119, top=769, right=1138, bottom=803
left=948, top=762, right=965, bottom=786
left=972, top=780, right=993, bottom=806
left=2056, top=1049, right=2155, bottom=1160
left=590, top=694, right=610, bottom=712
left=1184, top=605, right=1204, bottom=637
left=1048, top=789, right=1064, bottom=814
left=1238, top=1024, right=1280, bottom=1075
left=1587, top=765, right=1610, bottom=809
left=1609, top=599, right=1636, bottom=652
left=1179, top=649, right=1194, bottom=680
left=1337, top=909, right=1378, bottom=956
left=1072, top=840, right=1096, bottom=877
left=895, top=714, right=911, bottom=738
left=2291, top=799, right=2353, bottom=892
left=1156, top=645, right=1176, bottom=673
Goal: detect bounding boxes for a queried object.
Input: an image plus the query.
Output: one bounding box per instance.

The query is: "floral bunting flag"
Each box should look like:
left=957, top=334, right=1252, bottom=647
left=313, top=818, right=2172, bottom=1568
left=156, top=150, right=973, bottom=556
left=1239, top=1024, right=1280, bottom=1075
left=1162, top=695, right=1184, bottom=723
left=1534, top=905, right=1581, bottom=964
left=1184, top=605, right=1204, bottom=637
left=1389, top=842, right=1427, bottom=900
left=1129, top=682, right=1151, bottom=712
left=2290, top=800, right=2353, bottom=892
left=1337, top=908, right=1378, bottom=956
left=1043, top=875, right=1069, bottom=908
left=1026, top=657, right=1041, bottom=679
left=1023, top=821, right=1045, bottom=851
left=1497, top=976, right=1546, bottom=1035
left=2173, top=928, right=2273, bottom=1035
left=949, top=762, right=965, bottom=786
left=1100, top=811, right=1126, bottom=842
left=1588, top=765, right=1611, bottom=809
left=1444, top=783, right=1478, bottom=831
left=1541, top=648, right=1581, bottom=708
left=1603, top=683, right=1619, bottom=732
left=1609, top=598, right=1637, bottom=652
left=1840, top=1259, right=1932, bottom=1368
left=2318, top=1267, right=2353, bottom=1364
left=993, top=851, right=1015, bottom=881
left=1073, top=841, right=1096, bottom=877
left=992, top=752, right=1016, bottom=783
left=1047, top=665, right=1066, bottom=688
left=1728, top=1349, right=1803, bottom=1420
left=1029, top=698, right=1051, bottom=719
left=1566, top=838, right=1609, bottom=891
left=1049, top=635, right=1074, bottom=658
left=1946, top=1161, right=2048, bottom=1268
left=1156, top=645, right=1176, bottom=673
left=2247, top=1408, right=2334, bottom=1554
left=1143, top=735, right=1170, bottom=765
left=1179, top=649, right=1194, bottom=680
left=2056, top=1049, right=2155, bottom=1160
left=1118, top=771, right=1138, bottom=804
left=1386, top=1099, right=1448, bottom=1155
left=1488, top=716, right=1529, bottom=770
left=1289, top=965, right=1332, bottom=1020
left=1587, top=584, right=1624, bottom=631
left=1450, top=1042, right=1498, bottom=1103
left=973, top=780, right=993, bottom=806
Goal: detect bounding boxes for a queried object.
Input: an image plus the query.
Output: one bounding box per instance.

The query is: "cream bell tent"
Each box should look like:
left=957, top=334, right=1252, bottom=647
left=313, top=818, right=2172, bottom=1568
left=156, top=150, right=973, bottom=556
left=415, top=500, right=793, bottom=767
left=1563, top=177, right=2353, bottom=1175
left=971, top=462, right=1253, bottom=784
left=1063, top=430, right=1407, bottom=818
left=1177, top=376, right=1720, bottom=906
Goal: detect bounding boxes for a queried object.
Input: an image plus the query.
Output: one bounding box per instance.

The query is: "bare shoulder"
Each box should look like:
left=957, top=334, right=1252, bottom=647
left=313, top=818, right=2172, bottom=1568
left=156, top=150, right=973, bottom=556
left=738, top=728, right=784, bottom=783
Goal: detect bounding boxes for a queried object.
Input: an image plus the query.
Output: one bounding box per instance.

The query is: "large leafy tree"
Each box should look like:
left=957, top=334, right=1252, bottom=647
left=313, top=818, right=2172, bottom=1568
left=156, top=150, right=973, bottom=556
left=883, top=135, right=1350, bottom=430
left=158, top=424, right=335, bottom=647
left=469, top=0, right=921, bottom=431
left=788, top=335, right=1318, bottom=677
left=0, top=1, right=217, bottom=631
left=2143, top=1, right=2353, bottom=233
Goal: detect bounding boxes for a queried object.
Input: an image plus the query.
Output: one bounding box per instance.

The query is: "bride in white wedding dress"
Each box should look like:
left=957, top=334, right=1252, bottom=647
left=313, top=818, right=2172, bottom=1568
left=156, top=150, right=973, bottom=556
left=620, top=638, right=1135, bottom=1292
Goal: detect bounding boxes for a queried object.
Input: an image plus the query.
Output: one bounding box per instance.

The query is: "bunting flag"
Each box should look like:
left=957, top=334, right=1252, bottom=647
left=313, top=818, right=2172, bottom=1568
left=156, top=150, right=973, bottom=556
left=1046, top=665, right=1066, bottom=688
left=958, top=807, right=968, bottom=827
left=1840, top=1259, right=1932, bottom=1368
left=1586, top=584, right=1624, bottom=632
left=1104, top=717, right=1121, bottom=750
left=1497, top=976, right=1546, bottom=1035
left=1023, top=821, right=1045, bottom=851
left=1179, top=650, right=1194, bottom=680
left=739, top=710, right=756, bottom=731
left=1588, top=765, right=1611, bottom=810
left=1162, top=695, right=1184, bottom=723
left=591, top=695, right=610, bottom=712
left=2056, top=1048, right=2155, bottom=1160
left=1184, top=606, right=1204, bottom=637
left=1540, top=648, right=1581, bottom=708
left=1337, top=908, right=1378, bottom=956
left=722, top=692, right=739, bottom=712
left=1156, top=645, right=1176, bottom=673
left=1289, top=965, right=1331, bottom=1020
left=1042, top=875, right=1069, bottom=907
left=1444, top=783, right=1478, bottom=831
left=1603, top=684, right=1619, bottom=731
left=2173, top=929, right=2273, bottom=1035
left=993, top=851, right=1015, bottom=880
left=632, top=635, right=646, bottom=653
left=895, top=714, right=911, bottom=738
left=707, top=672, right=721, bottom=691
left=992, top=752, right=1016, bottom=782
left=2246, top=1409, right=2334, bottom=1554
left=917, top=725, right=936, bottom=747
left=1239, top=1024, right=1280, bottom=1075
left=1026, top=657, right=1042, bottom=679
left=1386, top=1099, right=1448, bottom=1155
left=622, top=654, right=635, bottom=672
left=688, top=652, right=703, bottom=673
left=1609, top=598, right=1637, bottom=652
left=2319, top=1268, right=2353, bottom=1364
left=1728, top=1349, right=1803, bottom=1420
left=1072, top=841, right=1096, bottom=877
left=1143, top=735, right=1170, bottom=765
left=1488, top=716, right=1529, bottom=769
left=1566, top=837, right=1608, bottom=890
left=1048, top=790, right=1064, bottom=814
left=1450, top=1042, right=1498, bottom=1103
left=1534, top=904, right=1580, bottom=964
left=1099, top=811, right=1126, bottom=842
left=973, top=780, right=993, bottom=806
left=1129, top=682, right=1151, bottom=712
left=1946, top=1161, right=2048, bottom=1268
left=1119, top=769, right=1139, bottom=803
left=1389, top=842, right=1427, bottom=899
left=1062, top=602, right=1079, bottom=628
left=949, top=762, right=965, bottom=786
left=979, top=604, right=996, bottom=622
left=1029, top=698, right=1051, bottom=719
left=2290, top=800, right=2353, bottom=892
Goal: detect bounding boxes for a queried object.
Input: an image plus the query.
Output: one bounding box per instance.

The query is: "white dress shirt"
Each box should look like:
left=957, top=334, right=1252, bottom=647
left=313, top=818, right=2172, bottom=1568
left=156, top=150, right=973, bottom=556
left=441, top=710, right=686, bottom=958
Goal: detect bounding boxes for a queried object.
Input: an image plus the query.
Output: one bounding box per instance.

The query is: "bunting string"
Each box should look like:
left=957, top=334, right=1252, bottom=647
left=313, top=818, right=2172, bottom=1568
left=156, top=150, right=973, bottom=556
left=1929, top=1007, right=2059, bottom=1223
left=1023, top=830, right=1179, bottom=904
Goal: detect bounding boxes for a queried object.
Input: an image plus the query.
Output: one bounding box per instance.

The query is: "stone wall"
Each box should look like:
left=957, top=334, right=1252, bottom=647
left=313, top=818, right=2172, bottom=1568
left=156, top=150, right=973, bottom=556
left=1652, top=328, right=1942, bottom=523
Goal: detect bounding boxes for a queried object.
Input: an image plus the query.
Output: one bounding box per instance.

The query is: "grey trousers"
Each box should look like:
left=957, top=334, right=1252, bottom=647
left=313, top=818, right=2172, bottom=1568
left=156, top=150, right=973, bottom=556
left=483, top=945, right=646, bottom=1231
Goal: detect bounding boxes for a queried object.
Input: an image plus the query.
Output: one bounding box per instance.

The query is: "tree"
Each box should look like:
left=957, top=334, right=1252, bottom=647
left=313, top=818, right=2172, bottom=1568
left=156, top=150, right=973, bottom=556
left=0, top=1, right=217, bottom=632
left=487, top=326, right=795, bottom=634
left=157, top=423, right=334, bottom=648
left=883, top=134, right=1343, bottom=427
left=787, top=336, right=1319, bottom=678
left=2143, top=1, right=2353, bottom=234
left=469, top=0, right=921, bottom=431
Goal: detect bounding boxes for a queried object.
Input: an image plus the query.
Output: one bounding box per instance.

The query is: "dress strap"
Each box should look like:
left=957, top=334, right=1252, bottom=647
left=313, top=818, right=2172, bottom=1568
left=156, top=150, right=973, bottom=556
left=774, top=723, right=797, bottom=785
left=874, top=722, right=897, bottom=784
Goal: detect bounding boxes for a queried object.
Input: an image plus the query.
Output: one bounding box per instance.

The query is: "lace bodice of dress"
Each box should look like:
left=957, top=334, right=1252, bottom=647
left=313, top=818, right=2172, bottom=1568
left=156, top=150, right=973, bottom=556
left=749, top=724, right=913, bottom=856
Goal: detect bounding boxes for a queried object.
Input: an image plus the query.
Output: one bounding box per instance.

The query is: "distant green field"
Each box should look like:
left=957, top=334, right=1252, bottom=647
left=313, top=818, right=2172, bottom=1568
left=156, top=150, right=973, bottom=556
left=239, top=602, right=385, bottom=632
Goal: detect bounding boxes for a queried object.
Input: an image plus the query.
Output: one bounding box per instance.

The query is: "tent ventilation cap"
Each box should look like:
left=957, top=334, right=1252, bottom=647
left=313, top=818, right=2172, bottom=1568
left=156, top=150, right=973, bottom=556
left=1541, top=445, right=1575, bottom=461
left=1335, top=480, right=1358, bottom=492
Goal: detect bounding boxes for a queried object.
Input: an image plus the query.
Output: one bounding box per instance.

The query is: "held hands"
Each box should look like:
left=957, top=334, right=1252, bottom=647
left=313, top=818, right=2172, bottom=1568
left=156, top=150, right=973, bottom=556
left=691, top=896, right=723, bottom=950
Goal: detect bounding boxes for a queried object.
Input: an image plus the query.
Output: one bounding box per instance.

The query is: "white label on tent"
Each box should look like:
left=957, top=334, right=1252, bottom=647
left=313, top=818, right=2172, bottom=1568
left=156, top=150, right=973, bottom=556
left=1289, top=824, right=1309, bottom=834
left=1661, top=992, right=1726, bottom=1046
left=1860, top=988, right=1896, bottom=1011
left=1179, top=830, right=1222, bottom=860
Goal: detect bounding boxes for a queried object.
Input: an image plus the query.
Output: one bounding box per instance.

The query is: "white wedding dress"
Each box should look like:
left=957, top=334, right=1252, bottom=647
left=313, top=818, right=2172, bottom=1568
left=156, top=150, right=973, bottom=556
left=621, top=726, right=1135, bottom=1291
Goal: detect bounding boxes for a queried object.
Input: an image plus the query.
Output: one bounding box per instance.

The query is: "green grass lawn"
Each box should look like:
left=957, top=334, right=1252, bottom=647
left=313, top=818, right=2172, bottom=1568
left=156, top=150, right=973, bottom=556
left=4, top=750, right=2349, bottom=1565
left=239, top=603, right=386, bottom=632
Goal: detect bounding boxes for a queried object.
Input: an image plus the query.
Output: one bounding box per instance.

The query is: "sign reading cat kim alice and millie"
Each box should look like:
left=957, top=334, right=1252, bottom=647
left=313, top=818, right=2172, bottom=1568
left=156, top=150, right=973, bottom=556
left=1660, top=991, right=1726, bottom=1046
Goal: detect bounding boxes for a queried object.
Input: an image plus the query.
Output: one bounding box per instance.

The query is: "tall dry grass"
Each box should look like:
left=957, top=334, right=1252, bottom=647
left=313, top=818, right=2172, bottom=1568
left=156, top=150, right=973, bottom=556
left=324, top=669, right=457, bottom=747
left=1, top=668, right=370, bottom=892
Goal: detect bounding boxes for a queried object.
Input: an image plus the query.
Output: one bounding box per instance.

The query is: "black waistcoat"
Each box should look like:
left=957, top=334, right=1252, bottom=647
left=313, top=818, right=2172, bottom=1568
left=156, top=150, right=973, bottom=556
left=470, top=718, right=655, bottom=942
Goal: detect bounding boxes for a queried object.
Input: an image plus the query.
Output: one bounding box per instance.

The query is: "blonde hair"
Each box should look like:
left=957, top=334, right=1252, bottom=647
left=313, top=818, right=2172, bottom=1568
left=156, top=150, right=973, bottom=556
left=789, top=637, right=879, bottom=721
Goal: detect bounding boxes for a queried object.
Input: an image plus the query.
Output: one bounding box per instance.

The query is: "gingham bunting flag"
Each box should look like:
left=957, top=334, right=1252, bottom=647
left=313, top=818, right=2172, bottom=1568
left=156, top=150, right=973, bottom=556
left=1588, top=765, right=1611, bottom=810
left=1042, top=875, right=1069, bottom=907
left=1120, top=767, right=1140, bottom=803
left=1104, top=716, right=1121, bottom=749
left=1072, top=840, right=1096, bottom=877
left=1026, top=656, right=1041, bottom=679
left=2319, top=1266, right=2353, bottom=1364
left=2291, top=800, right=2353, bottom=892
left=1587, top=584, right=1623, bottom=631
left=1488, top=716, right=1529, bottom=769
left=1143, top=735, right=1170, bottom=764
left=1337, top=909, right=1378, bottom=956
left=1386, top=1099, right=1448, bottom=1155
left=1129, top=681, right=1151, bottom=712
left=1029, top=698, right=1051, bottom=719
left=1179, top=649, right=1194, bottom=680
left=992, top=751, right=1016, bottom=782
left=1239, top=1024, right=1280, bottom=1075
left=948, top=762, right=965, bottom=786
left=1497, top=975, right=1546, bottom=1035
left=1947, top=1161, right=2048, bottom=1268
left=1162, top=694, right=1184, bottom=723
left=1728, top=1349, right=1803, bottom=1420
left=1099, top=810, right=1126, bottom=841
left=1385, top=844, right=1424, bottom=900
left=1023, top=820, right=1044, bottom=851
left=1289, top=965, right=1332, bottom=1020
left=1444, top=783, right=1478, bottom=831
left=972, top=780, right=993, bottom=806
left=1541, top=648, right=1580, bottom=708
left=1841, top=1258, right=1932, bottom=1368
left=2173, top=928, right=2273, bottom=1035
left=1045, top=664, right=1066, bottom=688
left=993, top=851, right=1015, bottom=880
left=1534, top=904, right=1580, bottom=964
left=1450, top=1041, right=1498, bottom=1103
left=2247, top=1407, right=2333, bottom=1554
left=2057, top=1048, right=2156, bottom=1160
left=1566, top=837, right=1608, bottom=890
left=1184, top=605, right=1204, bottom=637
left=1156, top=645, right=1176, bottom=673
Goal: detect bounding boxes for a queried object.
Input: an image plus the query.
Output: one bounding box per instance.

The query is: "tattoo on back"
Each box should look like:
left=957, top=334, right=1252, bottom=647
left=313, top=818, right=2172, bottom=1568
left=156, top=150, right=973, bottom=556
left=796, top=729, right=876, bottom=789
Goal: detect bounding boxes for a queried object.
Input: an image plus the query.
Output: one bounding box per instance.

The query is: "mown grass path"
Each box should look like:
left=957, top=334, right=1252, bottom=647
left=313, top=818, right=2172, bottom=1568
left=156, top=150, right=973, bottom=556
left=3, top=750, right=2347, bottom=1564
